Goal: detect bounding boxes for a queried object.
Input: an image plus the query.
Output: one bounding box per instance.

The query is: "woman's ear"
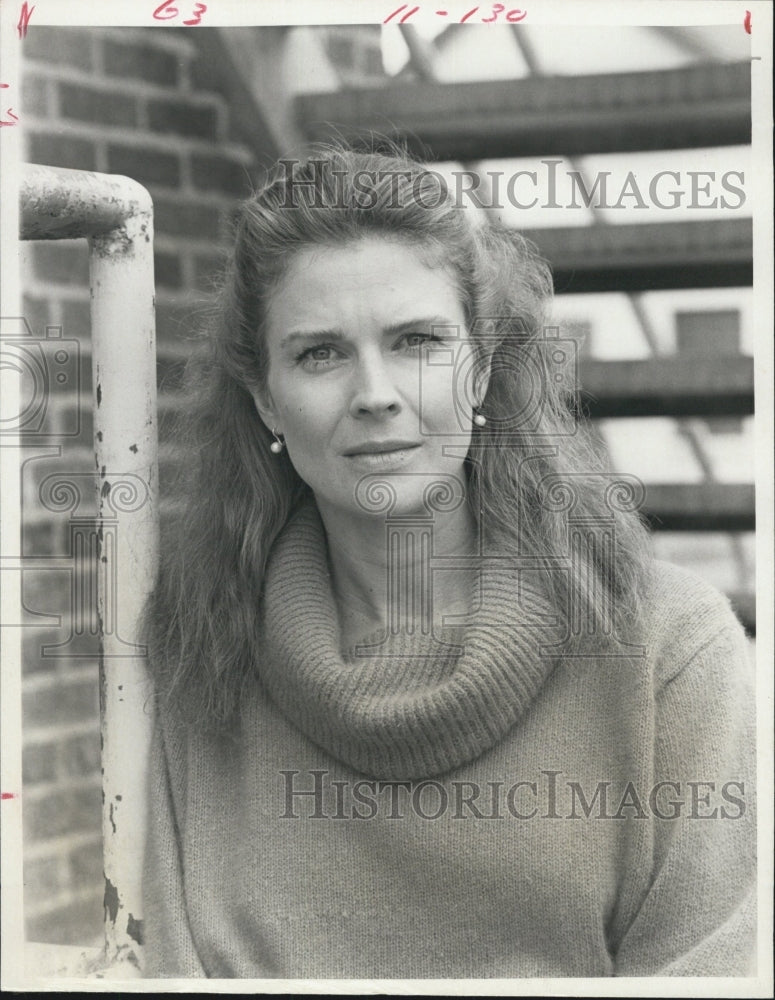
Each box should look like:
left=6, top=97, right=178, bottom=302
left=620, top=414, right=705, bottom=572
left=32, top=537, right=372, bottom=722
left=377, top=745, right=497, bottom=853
left=249, top=385, right=279, bottom=434
left=473, top=350, right=493, bottom=409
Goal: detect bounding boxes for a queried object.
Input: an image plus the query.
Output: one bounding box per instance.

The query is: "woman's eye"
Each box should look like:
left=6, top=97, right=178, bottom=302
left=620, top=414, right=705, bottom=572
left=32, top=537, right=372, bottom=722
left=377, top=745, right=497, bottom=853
left=297, top=344, right=340, bottom=367
left=402, top=332, right=440, bottom=350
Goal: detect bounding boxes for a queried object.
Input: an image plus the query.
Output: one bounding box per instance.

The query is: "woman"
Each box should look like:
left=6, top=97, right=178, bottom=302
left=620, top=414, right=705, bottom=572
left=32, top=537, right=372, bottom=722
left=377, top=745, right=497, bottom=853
left=142, top=145, right=756, bottom=978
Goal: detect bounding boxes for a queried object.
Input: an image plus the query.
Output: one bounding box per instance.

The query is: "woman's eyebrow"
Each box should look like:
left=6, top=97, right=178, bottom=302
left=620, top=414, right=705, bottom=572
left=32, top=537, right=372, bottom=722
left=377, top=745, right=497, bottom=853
left=280, top=330, right=344, bottom=348
left=382, top=316, right=462, bottom=335
left=281, top=318, right=462, bottom=348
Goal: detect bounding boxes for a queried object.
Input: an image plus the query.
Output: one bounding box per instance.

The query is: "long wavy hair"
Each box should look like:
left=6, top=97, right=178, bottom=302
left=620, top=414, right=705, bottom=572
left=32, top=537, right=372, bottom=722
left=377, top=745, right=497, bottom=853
left=145, top=142, right=651, bottom=725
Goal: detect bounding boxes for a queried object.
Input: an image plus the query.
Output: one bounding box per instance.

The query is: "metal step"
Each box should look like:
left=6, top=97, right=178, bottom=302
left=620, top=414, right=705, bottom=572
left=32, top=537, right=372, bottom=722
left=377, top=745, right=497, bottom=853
left=642, top=483, right=754, bottom=532
left=296, top=62, right=751, bottom=159
left=525, top=219, right=752, bottom=293
left=577, top=356, right=753, bottom=418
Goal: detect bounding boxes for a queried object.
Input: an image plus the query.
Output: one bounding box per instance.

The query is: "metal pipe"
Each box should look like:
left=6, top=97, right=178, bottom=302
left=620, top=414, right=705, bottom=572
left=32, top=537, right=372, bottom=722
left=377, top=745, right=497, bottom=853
left=20, top=164, right=158, bottom=973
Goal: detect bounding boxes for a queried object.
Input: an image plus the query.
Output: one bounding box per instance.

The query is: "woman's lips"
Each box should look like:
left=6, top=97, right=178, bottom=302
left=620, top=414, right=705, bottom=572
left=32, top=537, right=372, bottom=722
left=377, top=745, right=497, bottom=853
left=343, top=443, right=422, bottom=469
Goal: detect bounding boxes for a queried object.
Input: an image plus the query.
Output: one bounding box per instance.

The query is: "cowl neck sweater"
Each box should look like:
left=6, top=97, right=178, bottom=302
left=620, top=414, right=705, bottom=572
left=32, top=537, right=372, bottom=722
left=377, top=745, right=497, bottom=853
left=258, top=500, right=559, bottom=781
left=145, top=522, right=756, bottom=977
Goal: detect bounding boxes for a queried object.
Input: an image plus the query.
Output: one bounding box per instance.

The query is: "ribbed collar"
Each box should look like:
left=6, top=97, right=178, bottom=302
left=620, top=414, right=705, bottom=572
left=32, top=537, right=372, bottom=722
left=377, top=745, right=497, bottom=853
left=258, top=501, right=558, bottom=780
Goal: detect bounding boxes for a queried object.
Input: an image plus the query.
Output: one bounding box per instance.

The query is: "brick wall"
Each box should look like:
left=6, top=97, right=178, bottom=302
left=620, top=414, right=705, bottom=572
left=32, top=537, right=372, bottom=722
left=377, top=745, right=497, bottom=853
left=19, top=25, right=261, bottom=946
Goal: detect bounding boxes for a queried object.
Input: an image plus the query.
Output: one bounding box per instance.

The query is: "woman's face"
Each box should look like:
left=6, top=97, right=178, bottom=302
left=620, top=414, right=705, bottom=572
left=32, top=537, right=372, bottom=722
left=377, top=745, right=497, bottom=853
left=253, top=237, right=484, bottom=522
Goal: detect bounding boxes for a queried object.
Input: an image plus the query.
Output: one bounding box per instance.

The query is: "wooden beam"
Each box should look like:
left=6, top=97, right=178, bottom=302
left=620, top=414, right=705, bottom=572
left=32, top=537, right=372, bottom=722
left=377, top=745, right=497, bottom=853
left=642, top=483, right=754, bottom=532
left=296, top=62, right=751, bottom=159
left=577, top=356, right=753, bottom=418
left=525, top=219, right=752, bottom=294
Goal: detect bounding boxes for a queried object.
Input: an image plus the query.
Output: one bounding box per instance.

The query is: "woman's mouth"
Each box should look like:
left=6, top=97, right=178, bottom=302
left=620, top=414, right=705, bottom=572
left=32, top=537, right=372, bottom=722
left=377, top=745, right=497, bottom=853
left=343, top=441, right=422, bottom=469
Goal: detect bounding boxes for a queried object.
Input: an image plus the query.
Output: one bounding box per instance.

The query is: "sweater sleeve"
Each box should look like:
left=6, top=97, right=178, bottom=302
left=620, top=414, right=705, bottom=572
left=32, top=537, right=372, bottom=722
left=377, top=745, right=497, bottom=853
left=613, top=610, right=757, bottom=977
left=142, top=714, right=207, bottom=978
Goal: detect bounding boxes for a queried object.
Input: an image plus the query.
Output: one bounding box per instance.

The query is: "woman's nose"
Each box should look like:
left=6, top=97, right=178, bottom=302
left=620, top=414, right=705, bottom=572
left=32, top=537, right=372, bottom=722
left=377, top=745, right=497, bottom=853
left=348, top=353, right=402, bottom=419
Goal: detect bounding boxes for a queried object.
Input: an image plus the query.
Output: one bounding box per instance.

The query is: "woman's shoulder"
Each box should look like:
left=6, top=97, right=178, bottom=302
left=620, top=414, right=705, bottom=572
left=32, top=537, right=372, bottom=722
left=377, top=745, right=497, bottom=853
left=149, top=693, right=243, bottom=775
left=643, top=558, right=741, bottom=622
left=637, top=558, right=752, bottom=689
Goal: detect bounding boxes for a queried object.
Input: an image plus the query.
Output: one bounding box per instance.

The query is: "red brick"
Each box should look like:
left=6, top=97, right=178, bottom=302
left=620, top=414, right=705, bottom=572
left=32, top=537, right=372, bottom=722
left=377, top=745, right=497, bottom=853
left=33, top=243, right=89, bottom=286
left=25, top=27, right=93, bottom=71
left=22, top=76, right=50, bottom=118
left=154, top=198, right=221, bottom=240
left=26, top=892, right=102, bottom=947
left=159, top=465, right=186, bottom=508
left=24, top=855, right=63, bottom=906
left=23, top=629, right=60, bottom=675
left=24, top=445, right=95, bottom=516
left=22, top=566, right=73, bottom=620
left=106, top=144, right=181, bottom=188
left=60, top=297, right=89, bottom=330
left=192, top=251, right=226, bottom=292
left=20, top=521, right=66, bottom=559
left=154, top=302, right=195, bottom=349
left=68, top=839, right=104, bottom=890
left=60, top=732, right=101, bottom=779
left=223, top=203, right=243, bottom=236
left=154, top=251, right=183, bottom=289
left=23, top=742, right=58, bottom=784
left=24, top=332, right=86, bottom=425
left=23, top=677, right=99, bottom=729
left=22, top=295, right=50, bottom=336
left=59, top=83, right=137, bottom=128
left=24, top=783, right=102, bottom=843
left=60, top=402, right=93, bottom=445
left=147, top=97, right=218, bottom=139
left=103, top=39, right=181, bottom=87
left=27, top=133, right=98, bottom=172
left=157, top=353, right=188, bottom=392
left=191, top=153, right=253, bottom=196
left=4, top=321, right=82, bottom=438
left=28, top=625, right=101, bottom=666
left=23, top=389, right=90, bottom=442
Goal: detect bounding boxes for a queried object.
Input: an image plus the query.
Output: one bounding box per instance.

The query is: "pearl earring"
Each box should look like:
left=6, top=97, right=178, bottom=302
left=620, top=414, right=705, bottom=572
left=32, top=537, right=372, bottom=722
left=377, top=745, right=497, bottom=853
left=473, top=412, right=487, bottom=427
left=270, top=429, right=285, bottom=454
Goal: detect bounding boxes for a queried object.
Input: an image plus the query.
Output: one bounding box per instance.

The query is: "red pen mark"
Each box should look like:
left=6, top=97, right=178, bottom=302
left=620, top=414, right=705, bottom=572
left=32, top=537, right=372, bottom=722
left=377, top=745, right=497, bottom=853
left=17, top=1, right=35, bottom=38
left=0, top=86, right=18, bottom=127
left=384, top=4, right=407, bottom=22
left=1, top=792, right=17, bottom=800
left=153, top=0, right=178, bottom=19
left=386, top=4, right=526, bottom=24
left=743, top=10, right=751, bottom=33
left=153, top=0, right=206, bottom=24
left=383, top=3, right=420, bottom=22
left=182, top=1, right=207, bottom=26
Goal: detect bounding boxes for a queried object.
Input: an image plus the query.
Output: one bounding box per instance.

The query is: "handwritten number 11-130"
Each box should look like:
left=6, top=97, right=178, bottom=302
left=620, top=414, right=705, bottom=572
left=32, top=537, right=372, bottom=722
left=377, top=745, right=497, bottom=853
left=384, top=4, right=527, bottom=23
left=153, top=0, right=207, bottom=25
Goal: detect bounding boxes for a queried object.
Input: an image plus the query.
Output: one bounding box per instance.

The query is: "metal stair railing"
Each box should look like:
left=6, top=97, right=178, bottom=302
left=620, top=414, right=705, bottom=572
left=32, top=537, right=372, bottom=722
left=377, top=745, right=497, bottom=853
left=19, top=164, right=158, bottom=977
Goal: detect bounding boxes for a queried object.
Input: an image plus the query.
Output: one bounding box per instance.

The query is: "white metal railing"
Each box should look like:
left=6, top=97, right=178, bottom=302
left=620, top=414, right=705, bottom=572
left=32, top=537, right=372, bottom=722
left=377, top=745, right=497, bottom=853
left=20, top=164, right=158, bottom=976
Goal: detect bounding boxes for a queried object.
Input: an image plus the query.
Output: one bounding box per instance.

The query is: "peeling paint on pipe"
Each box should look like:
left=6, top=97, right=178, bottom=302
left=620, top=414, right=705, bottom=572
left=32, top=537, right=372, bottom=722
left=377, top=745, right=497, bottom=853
left=21, top=164, right=158, bottom=973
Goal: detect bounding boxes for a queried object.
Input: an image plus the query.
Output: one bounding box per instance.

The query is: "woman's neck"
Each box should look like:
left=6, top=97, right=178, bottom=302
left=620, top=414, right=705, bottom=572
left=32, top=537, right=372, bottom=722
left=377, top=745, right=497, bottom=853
left=315, top=499, right=479, bottom=650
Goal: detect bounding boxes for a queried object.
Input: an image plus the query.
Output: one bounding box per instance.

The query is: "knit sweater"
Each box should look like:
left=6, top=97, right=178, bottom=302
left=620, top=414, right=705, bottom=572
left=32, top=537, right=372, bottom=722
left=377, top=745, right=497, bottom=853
left=143, top=502, right=756, bottom=979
